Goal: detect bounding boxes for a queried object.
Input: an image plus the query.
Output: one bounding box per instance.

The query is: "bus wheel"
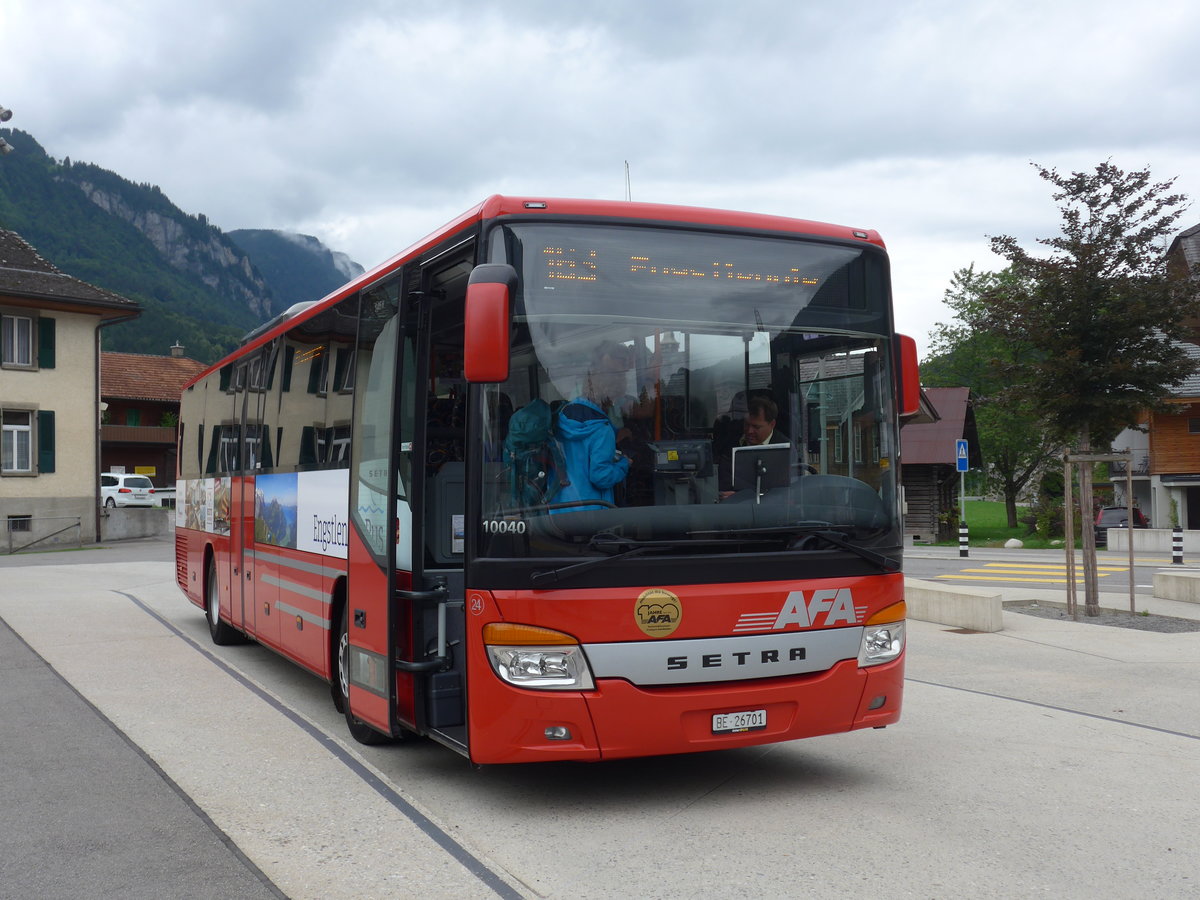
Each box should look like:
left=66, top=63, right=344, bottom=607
left=337, top=605, right=392, bottom=745
left=205, top=558, right=239, bottom=646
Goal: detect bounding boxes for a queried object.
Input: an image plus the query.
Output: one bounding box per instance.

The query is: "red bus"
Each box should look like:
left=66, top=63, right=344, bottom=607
left=175, top=196, right=919, bottom=763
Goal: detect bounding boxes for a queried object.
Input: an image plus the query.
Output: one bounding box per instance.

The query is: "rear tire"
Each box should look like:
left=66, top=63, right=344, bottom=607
left=337, top=605, right=392, bottom=745
left=205, top=558, right=240, bottom=646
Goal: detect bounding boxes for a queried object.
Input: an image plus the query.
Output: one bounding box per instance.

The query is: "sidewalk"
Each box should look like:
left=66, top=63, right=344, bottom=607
left=0, top=616, right=283, bottom=900
left=1, top=535, right=285, bottom=898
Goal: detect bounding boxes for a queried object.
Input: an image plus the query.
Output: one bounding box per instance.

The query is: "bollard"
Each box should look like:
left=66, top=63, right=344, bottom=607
left=1173, top=525, right=1183, bottom=565
left=959, top=524, right=969, bottom=558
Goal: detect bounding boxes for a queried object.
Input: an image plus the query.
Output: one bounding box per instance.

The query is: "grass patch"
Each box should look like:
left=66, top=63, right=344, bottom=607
left=939, top=500, right=1073, bottom=549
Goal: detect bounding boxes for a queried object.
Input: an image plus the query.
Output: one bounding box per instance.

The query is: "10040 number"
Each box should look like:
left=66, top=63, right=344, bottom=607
left=482, top=519, right=527, bottom=534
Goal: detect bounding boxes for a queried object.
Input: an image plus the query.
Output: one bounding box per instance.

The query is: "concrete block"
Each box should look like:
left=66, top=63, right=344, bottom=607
left=1108, top=528, right=1200, bottom=553
left=905, top=578, right=1004, bottom=632
left=99, top=507, right=174, bottom=542
left=1152, top=570, right=1200, bottom=605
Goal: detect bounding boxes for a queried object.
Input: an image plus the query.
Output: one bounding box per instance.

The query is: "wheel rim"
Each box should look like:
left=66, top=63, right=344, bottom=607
left=207, top=572, right=219, bottom=628
left=338, top=627, right=350, bottom=699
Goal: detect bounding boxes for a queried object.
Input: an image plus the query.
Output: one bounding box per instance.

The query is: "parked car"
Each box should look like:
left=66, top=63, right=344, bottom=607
left=100, top=473, right=156, bottom=508
left=1095, top=505, right=1149, bottom=547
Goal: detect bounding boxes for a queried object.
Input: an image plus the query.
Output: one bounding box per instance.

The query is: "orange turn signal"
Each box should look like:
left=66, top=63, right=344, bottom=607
left=866, top=600, right=906, bottom=625
left=483, top=623, right=579, bottom=646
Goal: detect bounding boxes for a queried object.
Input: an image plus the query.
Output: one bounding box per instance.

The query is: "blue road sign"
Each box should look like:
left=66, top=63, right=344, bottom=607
left=956, top=439, right=969, bottom=472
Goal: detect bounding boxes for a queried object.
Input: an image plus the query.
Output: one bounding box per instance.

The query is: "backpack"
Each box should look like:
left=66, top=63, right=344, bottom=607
left=503, top=398, right=568, bottom=508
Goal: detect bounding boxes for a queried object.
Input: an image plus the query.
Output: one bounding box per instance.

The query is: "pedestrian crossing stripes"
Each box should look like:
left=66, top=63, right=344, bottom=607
left=937, top=562, right=1129, bottom=584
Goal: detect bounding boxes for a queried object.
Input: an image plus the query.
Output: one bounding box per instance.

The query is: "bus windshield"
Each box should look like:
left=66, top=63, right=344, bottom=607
left=477, top=222, right=900, bottom=562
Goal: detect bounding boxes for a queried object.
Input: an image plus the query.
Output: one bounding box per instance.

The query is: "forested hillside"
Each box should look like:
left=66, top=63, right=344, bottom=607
left=0, top=129, right=361, bottom=364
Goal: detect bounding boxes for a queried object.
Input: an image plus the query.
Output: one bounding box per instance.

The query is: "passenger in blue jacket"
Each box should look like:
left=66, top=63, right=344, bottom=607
left=554, top=343, right=632, bottom=511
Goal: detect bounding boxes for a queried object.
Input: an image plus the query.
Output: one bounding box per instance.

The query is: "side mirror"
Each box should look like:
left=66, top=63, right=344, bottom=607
left=464, top=264, right=517, bottom=383
left=893, top=334, right=920, bottom=417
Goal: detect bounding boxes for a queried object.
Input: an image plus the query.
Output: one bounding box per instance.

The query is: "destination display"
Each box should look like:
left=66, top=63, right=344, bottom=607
left=510, top=222, right=886, bottom=333
left=539, top=243, right=823, bottom=289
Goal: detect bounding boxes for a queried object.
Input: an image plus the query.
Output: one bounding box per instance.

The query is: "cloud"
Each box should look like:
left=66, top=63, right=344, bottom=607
left=4, top=0, right=1199, bottom=354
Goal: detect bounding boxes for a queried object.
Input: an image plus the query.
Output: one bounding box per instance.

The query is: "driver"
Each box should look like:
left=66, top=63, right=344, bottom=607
left=719, top=395, right=784, bottom=498
left=741, top=396, right=781, bottom=447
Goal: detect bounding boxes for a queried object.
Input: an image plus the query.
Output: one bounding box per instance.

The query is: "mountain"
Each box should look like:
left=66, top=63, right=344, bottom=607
left=228, top=229, right=363, bottom=308
left=0, top=128, right=362, bottom=364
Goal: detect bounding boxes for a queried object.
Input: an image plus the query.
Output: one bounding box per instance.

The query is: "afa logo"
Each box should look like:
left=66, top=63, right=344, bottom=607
left=733, top=588, right=868, bottom=632
left=635, top=588, right=682, bottom=637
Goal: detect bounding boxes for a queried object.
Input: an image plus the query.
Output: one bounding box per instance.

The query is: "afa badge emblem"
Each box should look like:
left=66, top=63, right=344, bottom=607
left=635, top=588, right=682, bottom=637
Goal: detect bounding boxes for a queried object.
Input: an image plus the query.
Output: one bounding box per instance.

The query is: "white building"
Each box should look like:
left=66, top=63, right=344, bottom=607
left=0, top=229, right=139, bottom=548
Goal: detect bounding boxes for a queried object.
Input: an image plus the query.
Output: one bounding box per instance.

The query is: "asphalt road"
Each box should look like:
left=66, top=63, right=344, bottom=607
left=2, top=538, right=1199, bottom=898
left=905, top=545, right=1183, bottom=596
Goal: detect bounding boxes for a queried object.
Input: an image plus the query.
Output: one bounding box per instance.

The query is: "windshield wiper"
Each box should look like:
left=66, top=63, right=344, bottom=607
left=691, top=522, right=900, bottom=573
left=801, top=528, right=900, bottom=573
left=530, top=534, right=777, bottom=588
left=531, top=543, right=662, bottom=588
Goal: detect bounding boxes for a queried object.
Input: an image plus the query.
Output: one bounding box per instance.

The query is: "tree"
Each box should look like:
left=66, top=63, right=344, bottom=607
left=923, top=265, right=1060, bottom=529
left=969, top=161, right=1197, bottom=615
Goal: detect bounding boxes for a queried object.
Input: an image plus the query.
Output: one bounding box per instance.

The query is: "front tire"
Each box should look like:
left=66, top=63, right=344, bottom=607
left=205, top=558, right=240, bottom=646
left=337, top=605, right=392, bottom=745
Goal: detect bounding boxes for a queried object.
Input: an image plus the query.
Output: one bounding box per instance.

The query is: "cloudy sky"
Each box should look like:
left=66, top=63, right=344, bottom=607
left=3, top=0, right=1198, bottom=354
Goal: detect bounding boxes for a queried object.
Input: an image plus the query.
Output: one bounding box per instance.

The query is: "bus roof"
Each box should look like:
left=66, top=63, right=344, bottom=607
left=183, top=196, right=884, bottom=389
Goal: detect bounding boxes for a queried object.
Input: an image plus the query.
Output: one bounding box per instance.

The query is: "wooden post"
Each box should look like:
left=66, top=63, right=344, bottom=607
left=1063, top=455, right=1076, bottom=620
left=1063, top=450, right=1134, bottom=619
left=1126, top=464, right=1135, bottom=615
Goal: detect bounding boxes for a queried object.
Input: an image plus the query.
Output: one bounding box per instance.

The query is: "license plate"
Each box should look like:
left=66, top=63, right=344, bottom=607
left=712, top=708, right=767, bottom=734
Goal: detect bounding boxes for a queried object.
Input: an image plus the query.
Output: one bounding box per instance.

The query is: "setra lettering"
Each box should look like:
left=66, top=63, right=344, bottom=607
left=665, top=646, right=806, bottom=670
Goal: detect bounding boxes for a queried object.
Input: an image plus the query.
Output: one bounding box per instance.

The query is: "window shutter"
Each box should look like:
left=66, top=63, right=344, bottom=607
left=299, top=426, right=317, bottom=466
left=38, top=318, right=56, bottom=369
left=260, top=428, right=274, bottom=469
left=205, top=426, right=220, bottom=474
left=37, top=410, right=55, bottom=473
left=307, top=352, right=324, bottom=394
left=333, top=348, right=349, bottom=391
left=281, top=346, right=294, bottom=391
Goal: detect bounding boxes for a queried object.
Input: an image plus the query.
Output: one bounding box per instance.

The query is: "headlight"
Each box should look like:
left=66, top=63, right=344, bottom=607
left=858, top=621, right=905, bottom=666
left=484, top=623, right=595, bottom=690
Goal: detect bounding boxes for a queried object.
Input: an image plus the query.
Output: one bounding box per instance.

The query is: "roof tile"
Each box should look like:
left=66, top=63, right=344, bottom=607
left=0, top=229, right=138, bottom=311
left=101, top=351, right=207, bottom=402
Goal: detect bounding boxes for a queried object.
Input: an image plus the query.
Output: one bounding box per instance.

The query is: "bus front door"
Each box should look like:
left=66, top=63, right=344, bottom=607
left=401, top=259, right=472, bottom=754
left=345, top=249, right=473, bottom=753
left=345, top=269, right=429, bottom=743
